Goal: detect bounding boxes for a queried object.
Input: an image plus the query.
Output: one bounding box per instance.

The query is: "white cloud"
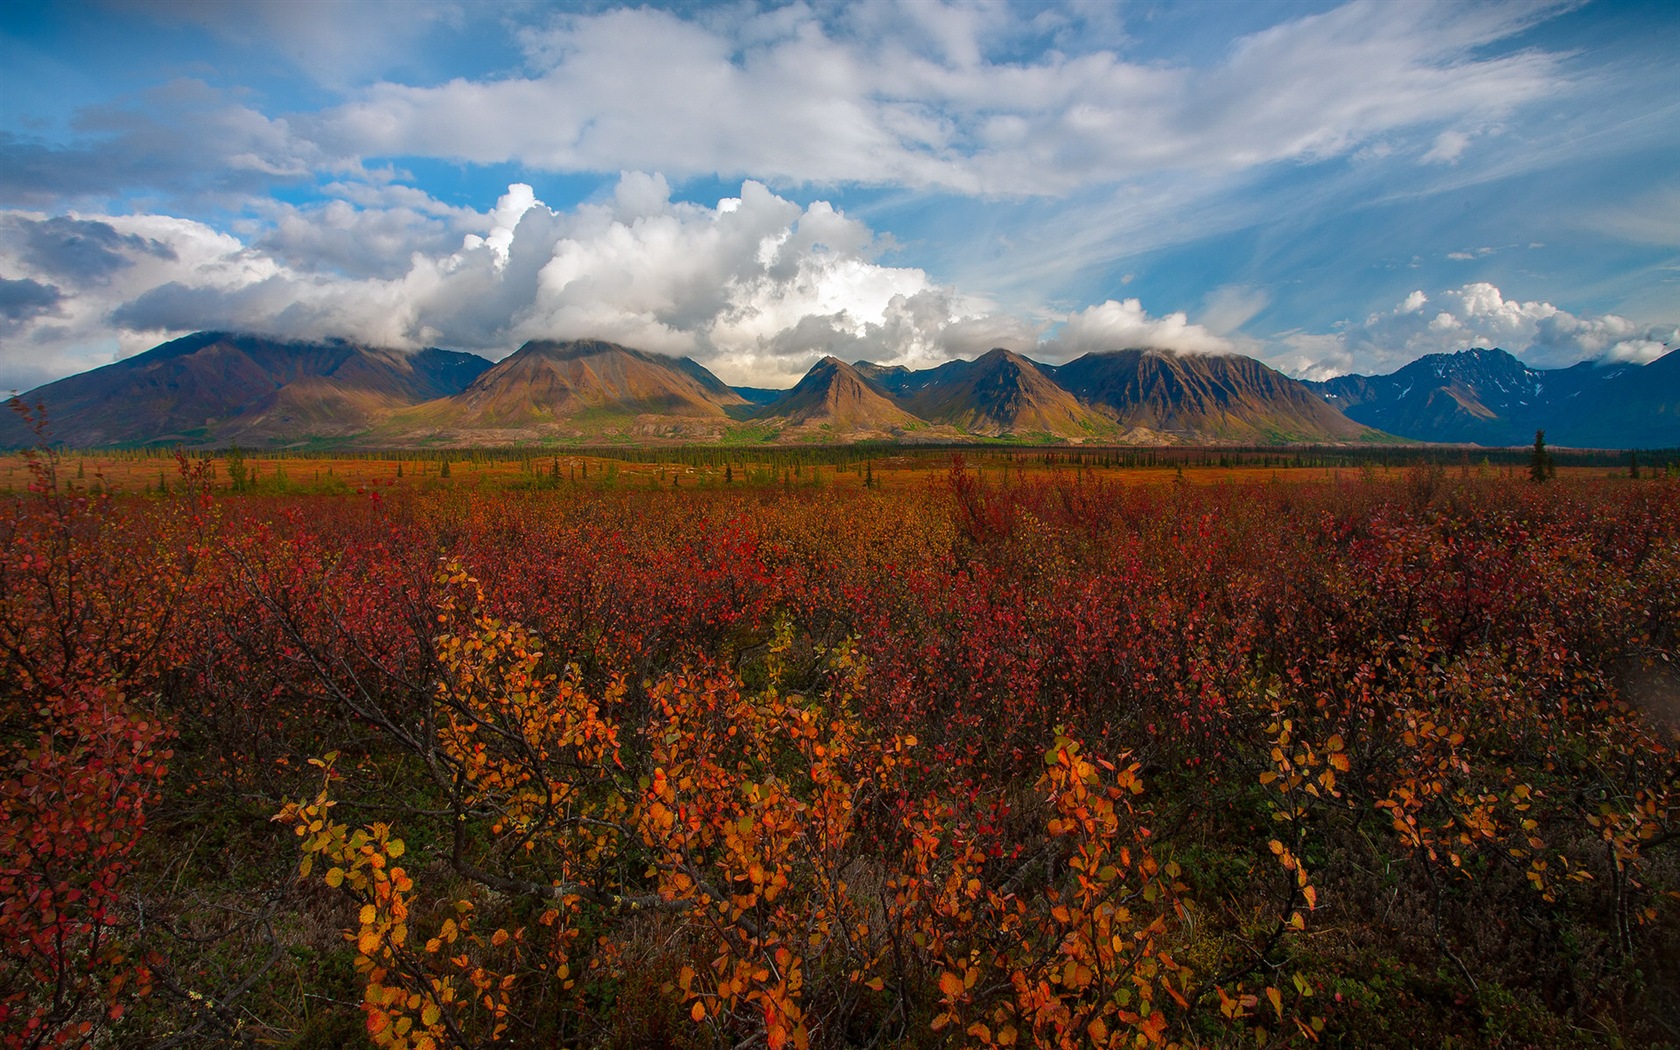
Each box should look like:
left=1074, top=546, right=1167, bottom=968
left=1270, top=282, right=1679, bottom=378
left=0, top=177, right=1045, bottom=389
left=1199, top=284, right=1272, bottom=336
left=1043, top=298, right=1234, bottom=361
left=309, top=1, right=1567, bottom=196
left=8, top=179, right=1672, bottom=396
left=1422, top=129, right=1472, bottom=164
left=0, top=172, right=1262, bottom=391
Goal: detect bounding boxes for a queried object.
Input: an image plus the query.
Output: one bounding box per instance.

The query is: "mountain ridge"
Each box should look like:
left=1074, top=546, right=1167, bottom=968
left=15, top=331, right=1672, bottom=448
left=1307, top=346, right=1670, bottom=446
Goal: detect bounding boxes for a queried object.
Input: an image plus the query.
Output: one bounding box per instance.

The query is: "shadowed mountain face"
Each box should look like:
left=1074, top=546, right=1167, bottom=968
left=756, top=357, right=917, bottom=434
left=1049, top=349, right=1373, bottom=443
left=1557, top=348, right=1680, bottom=449
left=1307, top=347, right=1671, bottom=446
left=2, top=331, right=491, bottom=447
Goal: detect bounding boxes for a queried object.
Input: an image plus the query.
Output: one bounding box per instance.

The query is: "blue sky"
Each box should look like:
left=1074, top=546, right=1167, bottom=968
left=1, top=0, right=1676, bottom=390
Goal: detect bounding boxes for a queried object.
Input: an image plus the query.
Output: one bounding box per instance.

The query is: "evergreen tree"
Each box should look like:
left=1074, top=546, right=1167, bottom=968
left=1529, top=430, right=1551, bottom=483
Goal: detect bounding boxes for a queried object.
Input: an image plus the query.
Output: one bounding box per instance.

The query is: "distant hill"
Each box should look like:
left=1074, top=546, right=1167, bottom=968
left=893, top=348, right=1114, bottom=440
left=1050, top=349, right=1374, bottom=443
left=1306, top=347, right=1675, bottom=447
left=381, top=338, right=753, bottom=444
left=1, top=331, right=490, bottom=447
left=20, top=330, right=1601, bottom=448
left=754, top=357, right=918, bottom=437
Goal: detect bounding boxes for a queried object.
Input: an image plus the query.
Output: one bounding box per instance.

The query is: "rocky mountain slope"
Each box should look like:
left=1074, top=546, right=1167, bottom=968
left=1051, top=349, right=1373, bottom=443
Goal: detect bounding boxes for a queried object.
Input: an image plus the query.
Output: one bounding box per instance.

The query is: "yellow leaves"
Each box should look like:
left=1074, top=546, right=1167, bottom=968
left=690, top=1000, right=707, bottom=1022
left=1266, top=985, right=1284, bottom=1018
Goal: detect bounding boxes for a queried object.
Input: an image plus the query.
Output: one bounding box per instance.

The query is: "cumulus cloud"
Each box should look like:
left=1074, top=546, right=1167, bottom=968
left=0, top=277, right=63, bottom=333
left=1, top=173, right=1266, bottom=391
left=1270, top=282, right=1679, bottom=379
left=8, top=177, right=1672, bottom=397
left=0, top=178, right=1044, bottom=389
left=256, top=195, right=482, bottom=280
left=8, top=216, right=176, bottom=283
left=1043, top=299, right=1235, bottom=361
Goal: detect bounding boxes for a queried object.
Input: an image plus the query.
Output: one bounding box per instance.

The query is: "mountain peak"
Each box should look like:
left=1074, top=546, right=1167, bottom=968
left=758, top=356, right=915, bottom=432
left=442, top=337, right=745, bottom=431
left=901, top=347, right=1109, bottom=439
left=1055, top=348, right=1372, bottom=442
left=2, top=331, right=491, bottom=447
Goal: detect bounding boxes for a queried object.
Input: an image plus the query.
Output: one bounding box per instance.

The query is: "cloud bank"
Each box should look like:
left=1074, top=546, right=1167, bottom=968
left=0, top=176, right=1260, bottom=391
left=4, top=172, right=1673, bottom=395
left=1271, top=283, right=1678, bottom=380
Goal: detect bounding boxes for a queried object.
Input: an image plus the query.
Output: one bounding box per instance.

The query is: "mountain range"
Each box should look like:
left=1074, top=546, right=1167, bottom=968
left=3, top=331, right=1675, bottom=448
left=1306, top=346, right=1680, bottom=448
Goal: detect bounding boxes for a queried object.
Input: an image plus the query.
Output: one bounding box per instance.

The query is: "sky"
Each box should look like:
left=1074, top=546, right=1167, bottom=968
left=1, top=0, right=1677, bottom=392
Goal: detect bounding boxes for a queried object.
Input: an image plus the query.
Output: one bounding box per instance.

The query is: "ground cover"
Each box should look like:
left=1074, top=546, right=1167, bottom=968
left=2, top=450, right=1677, bottom=1048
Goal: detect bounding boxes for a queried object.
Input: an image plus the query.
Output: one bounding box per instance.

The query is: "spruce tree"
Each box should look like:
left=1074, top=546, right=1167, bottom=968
left=1529, top=430, right=1551, bottom=483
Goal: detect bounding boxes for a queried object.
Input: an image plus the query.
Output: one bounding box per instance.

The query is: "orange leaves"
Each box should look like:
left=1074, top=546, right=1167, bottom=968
left=278, top=757, right=526, bottom=1050
left=903, top=728, right=1195, bottom=1049
left=638, top=672, right=873, bottom=1050
left=937, top=970, right=966, bottom=999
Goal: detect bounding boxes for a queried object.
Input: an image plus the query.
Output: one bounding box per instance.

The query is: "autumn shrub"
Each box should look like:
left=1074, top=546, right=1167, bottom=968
left=2, top=463, right=1676, bottom=1048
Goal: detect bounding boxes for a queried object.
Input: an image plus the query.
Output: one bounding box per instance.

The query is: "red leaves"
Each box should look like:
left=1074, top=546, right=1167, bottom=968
left=6, top=455, right=1676, bottom=1046
left=0, top=685, right=171, bottom=1049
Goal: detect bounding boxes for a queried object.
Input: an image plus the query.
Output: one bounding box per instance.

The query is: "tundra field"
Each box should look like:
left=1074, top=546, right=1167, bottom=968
left=2, top=448, right=1678, bottom=1049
